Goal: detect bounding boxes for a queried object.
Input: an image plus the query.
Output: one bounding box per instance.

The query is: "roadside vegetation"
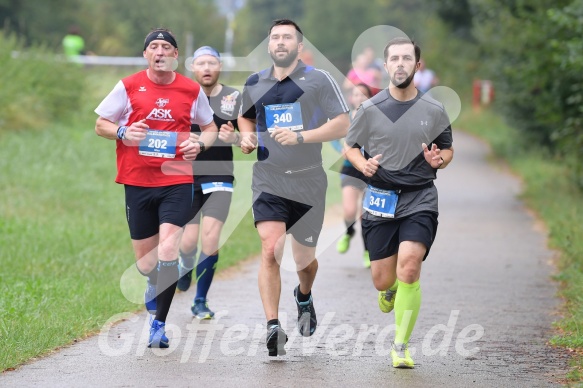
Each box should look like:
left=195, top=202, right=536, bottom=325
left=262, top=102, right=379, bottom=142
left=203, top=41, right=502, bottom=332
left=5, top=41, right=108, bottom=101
left=457, top=108, right=583, bottom=383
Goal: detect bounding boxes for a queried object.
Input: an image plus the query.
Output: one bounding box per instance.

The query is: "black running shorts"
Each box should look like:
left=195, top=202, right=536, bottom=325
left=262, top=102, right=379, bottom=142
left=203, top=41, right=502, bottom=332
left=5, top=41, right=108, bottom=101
left=188, top=189, right=232, bottom=224
left=252, top=192, right=324, bottom=247
left=124, top=184, right=194, bottom=240
left=251, top=163, right=327, bottom=247
left=362, top=211, right=438, bottom=261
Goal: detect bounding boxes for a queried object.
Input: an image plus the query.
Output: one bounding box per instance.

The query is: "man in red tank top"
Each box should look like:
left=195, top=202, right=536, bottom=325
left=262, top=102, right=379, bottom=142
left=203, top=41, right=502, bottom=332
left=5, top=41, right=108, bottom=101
left=94, top=28, right=218, bottom=349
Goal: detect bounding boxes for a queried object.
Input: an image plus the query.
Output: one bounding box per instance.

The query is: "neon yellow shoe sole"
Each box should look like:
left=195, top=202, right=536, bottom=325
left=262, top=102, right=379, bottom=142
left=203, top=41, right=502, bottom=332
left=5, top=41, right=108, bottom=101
left=391, top=344, right=414, bottom=368
left=336, top=234, right=351, bottom=253
left=363, top=251, right=371, bottom=268
left=378, top=289, right=397, bottom=313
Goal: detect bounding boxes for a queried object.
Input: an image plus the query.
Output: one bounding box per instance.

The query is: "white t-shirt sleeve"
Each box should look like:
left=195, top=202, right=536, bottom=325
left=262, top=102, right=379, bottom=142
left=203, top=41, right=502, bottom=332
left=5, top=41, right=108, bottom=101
left=191, top=92, right=215, bottom=126
left=94, top=81, right=132, bottom=125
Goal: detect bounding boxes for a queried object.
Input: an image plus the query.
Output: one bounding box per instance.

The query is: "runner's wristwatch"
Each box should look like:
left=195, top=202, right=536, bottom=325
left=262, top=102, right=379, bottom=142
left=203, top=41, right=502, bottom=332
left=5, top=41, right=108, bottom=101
left=197, top=141, right=206, bottom=153
left=296, top=132, right=304, bottom=144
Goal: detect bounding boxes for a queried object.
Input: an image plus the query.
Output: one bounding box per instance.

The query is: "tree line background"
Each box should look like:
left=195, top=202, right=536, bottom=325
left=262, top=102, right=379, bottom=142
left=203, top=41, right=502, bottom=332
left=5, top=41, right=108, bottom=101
left=1, top=0, right=581, bottom=186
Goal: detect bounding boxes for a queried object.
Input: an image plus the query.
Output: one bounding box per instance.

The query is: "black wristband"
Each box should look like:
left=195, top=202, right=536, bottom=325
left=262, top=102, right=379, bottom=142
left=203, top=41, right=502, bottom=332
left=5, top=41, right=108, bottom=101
left=296, top=131, right=304, bottom=144
left=197, top=141, right=206, bottom=153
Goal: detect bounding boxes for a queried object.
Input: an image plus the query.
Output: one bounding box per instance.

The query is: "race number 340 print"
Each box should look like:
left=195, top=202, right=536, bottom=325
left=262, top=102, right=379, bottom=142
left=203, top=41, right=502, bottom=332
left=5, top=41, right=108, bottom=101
left=265, top=102, right=304, bottom=133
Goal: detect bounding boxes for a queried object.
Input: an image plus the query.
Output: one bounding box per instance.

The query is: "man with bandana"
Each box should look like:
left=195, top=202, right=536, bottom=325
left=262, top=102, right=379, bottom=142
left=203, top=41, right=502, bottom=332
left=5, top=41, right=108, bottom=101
left=176, top=46, right=242, bottom=320
left=238, top=19, right=349, bottom=356
left=94, top=28, right=218, bottom=348
left=345, top=37, right=454, bottom=368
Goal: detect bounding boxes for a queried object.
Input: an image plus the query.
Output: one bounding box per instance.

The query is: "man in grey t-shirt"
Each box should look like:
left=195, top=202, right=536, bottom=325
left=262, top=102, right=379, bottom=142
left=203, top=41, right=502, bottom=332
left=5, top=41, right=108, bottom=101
left=345, top=37, right=453, bottom=369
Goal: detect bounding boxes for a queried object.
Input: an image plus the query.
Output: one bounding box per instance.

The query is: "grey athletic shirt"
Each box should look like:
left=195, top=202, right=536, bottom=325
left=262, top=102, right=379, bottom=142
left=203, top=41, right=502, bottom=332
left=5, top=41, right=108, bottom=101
left=345, top=89, right=453, bottom=220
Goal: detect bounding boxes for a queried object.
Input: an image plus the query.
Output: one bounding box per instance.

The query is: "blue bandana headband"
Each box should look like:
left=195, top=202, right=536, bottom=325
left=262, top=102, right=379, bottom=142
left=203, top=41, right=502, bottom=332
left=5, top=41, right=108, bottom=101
left=192, top=46, right=220, bottom=60
left=144, top=30, right=178, bottom=51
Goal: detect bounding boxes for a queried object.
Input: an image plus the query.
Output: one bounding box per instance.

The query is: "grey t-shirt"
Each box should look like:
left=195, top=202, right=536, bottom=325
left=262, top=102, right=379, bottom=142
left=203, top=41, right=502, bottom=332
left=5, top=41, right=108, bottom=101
left=345, top=89, right=453, bottom=220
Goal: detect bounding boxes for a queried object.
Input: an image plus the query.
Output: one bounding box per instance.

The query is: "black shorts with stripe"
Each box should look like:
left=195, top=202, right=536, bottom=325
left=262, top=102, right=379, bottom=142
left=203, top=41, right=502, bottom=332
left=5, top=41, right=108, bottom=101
left=251, top=163, right=327, bottom=247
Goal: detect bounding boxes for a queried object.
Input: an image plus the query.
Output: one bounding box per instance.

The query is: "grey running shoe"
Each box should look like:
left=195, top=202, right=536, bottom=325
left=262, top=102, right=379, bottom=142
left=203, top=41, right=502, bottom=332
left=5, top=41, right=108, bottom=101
left=191, top=297, right=215, bottom=319
left=176, top=260, right=193, bottom=292
left=294, top=285, right=317, bottom=336
left=266, top=323, right=288, bottom=356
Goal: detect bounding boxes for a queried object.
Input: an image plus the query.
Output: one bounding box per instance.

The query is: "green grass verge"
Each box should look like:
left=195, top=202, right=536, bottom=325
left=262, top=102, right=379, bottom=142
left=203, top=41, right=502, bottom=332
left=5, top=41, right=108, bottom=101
left=0, top=105, right=138, bottom=371
left=457, top=107, right=583, bottom=383
left=0, top=67, right=343, bottom=372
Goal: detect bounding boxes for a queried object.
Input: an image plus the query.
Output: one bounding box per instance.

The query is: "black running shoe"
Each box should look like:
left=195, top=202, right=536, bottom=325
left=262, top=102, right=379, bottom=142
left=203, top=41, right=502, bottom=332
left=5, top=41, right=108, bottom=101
left=176, top=259, right=193, bottom=292
left=294, top=285, right=317, bottom=337
left=266, top=324, right=288, bottom=356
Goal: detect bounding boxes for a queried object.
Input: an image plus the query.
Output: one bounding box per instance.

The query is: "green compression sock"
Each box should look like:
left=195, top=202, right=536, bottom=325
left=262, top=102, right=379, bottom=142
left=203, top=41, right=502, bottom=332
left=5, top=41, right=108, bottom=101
left=389, top=279, right=399, bottom=292
left=393, top=280, right=421, bottom=345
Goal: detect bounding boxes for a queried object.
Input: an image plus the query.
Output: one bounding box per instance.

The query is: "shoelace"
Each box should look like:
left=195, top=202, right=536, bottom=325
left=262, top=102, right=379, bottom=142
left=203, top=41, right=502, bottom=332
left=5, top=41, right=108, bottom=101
left=392, top=343, right=407, bottom=352
left=196, top=301, right=209, bottom=309
left=298, top=298, right=312, bottom=313
left=384, top=289, right=396, bottom=301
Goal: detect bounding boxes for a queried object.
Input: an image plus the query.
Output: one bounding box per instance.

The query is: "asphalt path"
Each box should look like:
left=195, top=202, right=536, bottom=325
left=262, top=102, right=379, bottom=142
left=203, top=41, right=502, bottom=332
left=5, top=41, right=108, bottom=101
left=0, top=131, right=569, bottom=387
